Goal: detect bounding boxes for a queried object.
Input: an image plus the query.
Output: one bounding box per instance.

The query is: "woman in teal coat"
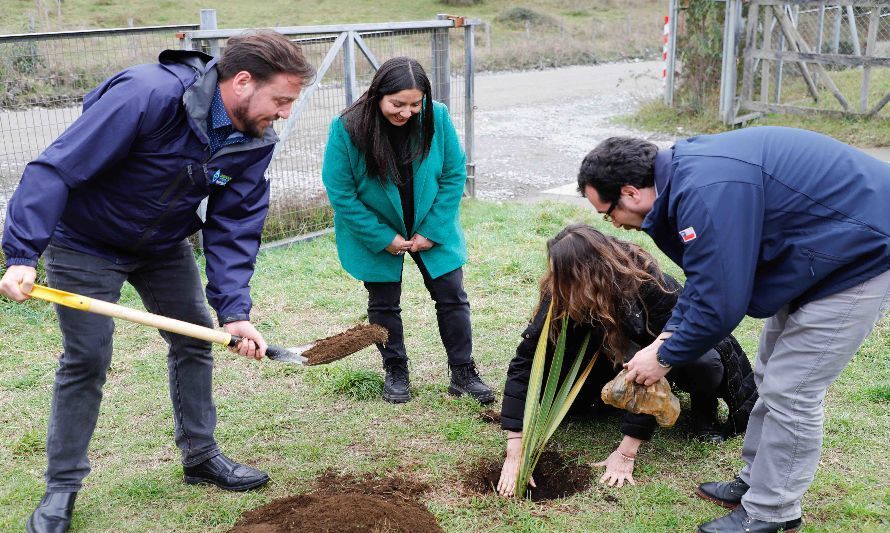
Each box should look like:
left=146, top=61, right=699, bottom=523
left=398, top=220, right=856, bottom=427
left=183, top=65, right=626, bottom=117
left=322, top=57, right=494, bottom=405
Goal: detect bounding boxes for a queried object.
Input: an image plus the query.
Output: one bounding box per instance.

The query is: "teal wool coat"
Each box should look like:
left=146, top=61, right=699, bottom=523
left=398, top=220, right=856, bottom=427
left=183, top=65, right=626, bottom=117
left=321, top=101, right=468, bottom=282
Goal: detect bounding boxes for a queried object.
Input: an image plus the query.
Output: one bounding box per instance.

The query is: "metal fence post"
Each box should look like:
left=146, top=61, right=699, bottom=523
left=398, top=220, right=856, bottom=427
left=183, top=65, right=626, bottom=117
left=664, top=0, right=678, bottom=106
left=343, top=31, right=357, bottom=107
left=464, top=23, right=475, bottom=198
left=200, top=9, right=219, bottom=57
left=432, top=14, right=451, bottom=108
left=719, top=0, right=742, bottom=124
left=195, top=9, right=218, bottom=250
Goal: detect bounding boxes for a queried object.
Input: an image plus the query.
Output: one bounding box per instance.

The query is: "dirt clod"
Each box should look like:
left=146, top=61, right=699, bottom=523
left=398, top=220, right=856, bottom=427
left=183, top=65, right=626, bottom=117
left=462, top=449, right=592, bottom=501
left=479, top=409, right=501, bottom=424
left=304, top=324, right=388, bottom=366
left=229, top=471, right=441, bottom=533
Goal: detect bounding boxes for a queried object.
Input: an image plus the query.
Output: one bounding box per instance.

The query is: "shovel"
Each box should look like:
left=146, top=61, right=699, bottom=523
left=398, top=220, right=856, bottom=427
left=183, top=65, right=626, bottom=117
left=25, top=283, right=311, bottom=363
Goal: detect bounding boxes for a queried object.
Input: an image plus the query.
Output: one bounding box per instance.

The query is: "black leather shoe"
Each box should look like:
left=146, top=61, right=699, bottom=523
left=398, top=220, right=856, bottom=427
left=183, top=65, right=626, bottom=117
left=697, top=505, right=802, bottom=533
left=382, top=361, right=411, bottom=403
left=449, top=362, right=495, bottom=404
left=26, top=492, right=76, bottom=533
left=695, top=477, right=750, bottom=509
left=183, top=453, right=269, bottom=491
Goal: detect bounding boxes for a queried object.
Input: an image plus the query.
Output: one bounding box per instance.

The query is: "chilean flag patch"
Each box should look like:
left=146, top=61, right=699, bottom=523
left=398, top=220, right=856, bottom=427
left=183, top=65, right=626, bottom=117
left=679, top=226, right=697, bottom=243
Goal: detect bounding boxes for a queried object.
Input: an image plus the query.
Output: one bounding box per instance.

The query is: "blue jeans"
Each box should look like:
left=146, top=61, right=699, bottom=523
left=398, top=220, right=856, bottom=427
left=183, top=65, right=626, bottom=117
left=739, top=268, right=890, bottom=522
left=43, top=241, right=220, bottom=492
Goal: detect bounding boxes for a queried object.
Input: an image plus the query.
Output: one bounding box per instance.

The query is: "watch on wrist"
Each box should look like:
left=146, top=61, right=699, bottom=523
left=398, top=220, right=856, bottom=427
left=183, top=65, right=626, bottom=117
left=656, top=353, right=672, bottom=369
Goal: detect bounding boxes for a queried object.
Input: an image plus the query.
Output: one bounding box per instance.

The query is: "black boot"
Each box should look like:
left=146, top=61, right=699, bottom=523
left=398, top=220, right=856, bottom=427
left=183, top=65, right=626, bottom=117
left=183, top=453, right=269, bottom=491
left=26, top=492, right=76, bottom=533
left=382, top=360, right=411, bottom=403
left=449, top=361, right=495, bottom=404
left=691, top=393, right=724, bottom=444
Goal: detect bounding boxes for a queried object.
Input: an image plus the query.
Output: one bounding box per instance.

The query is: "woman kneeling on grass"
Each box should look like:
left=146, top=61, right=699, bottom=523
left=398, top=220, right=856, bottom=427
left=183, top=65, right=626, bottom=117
left=321, top=57, right=494, bottom=405
left=497, top=224, right=757, bottom=496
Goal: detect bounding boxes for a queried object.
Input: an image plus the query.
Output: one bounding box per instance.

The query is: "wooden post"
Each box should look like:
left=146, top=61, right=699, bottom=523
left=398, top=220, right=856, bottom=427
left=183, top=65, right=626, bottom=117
left=761, top=5, right=772, bottom=105
left=861, top=6, right=881, bottom=112
left=742, top=2, right=760, bottom=104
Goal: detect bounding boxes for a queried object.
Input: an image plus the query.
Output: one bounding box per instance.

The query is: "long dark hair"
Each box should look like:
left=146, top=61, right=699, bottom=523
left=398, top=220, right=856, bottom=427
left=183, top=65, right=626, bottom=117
left=539, top=224, right=673, bottom=365
left=341, top=57, right=434, bottom=184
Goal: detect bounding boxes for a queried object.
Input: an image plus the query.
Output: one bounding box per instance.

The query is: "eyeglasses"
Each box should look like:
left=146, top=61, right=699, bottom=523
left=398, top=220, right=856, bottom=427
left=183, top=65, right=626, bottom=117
left=602, top=198, right=620, bottom=223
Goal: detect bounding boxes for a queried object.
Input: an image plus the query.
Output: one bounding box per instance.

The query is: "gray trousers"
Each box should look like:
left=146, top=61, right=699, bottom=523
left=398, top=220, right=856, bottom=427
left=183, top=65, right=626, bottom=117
left=739, top=268, right=890, bottom=522
left=43, top=241, right=220, bottom=493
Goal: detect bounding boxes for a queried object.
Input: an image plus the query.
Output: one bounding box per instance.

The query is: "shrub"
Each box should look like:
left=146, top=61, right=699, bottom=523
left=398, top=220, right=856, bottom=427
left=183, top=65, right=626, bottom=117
left=439, top=0, right=483, bottom=6
left=494, top=7, right=561, bottom=31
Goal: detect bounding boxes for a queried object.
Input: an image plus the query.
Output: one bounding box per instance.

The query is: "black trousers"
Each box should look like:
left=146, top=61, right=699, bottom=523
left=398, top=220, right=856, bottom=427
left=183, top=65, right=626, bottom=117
left=364, top=253, right=472, bottom=367
left=42, top=241, right=219, bottom=492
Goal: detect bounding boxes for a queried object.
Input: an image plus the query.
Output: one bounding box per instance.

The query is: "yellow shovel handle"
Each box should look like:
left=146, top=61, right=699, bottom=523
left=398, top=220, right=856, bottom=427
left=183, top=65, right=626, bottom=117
left=25, top=283, right=232, bottom=346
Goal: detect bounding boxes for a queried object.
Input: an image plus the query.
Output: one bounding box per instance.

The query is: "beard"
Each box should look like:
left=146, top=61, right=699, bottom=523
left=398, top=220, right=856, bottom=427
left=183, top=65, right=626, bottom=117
left=232, top=94, right=269, bottom=139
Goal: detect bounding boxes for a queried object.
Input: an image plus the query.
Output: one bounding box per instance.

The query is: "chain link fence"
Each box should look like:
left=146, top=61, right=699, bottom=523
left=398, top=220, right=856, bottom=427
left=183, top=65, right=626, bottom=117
left=182, top=18, right=475, bottom=245
left=0, top=15, right=477, bottom=248
left=0, top=25, right=198, bottom=233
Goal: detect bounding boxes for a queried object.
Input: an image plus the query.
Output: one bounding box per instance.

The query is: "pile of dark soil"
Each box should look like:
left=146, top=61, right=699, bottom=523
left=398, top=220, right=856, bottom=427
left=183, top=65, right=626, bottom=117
left=229, top=471, right=442, bottom=533
left=462, top=450, right=592, bottom=501
left=303, top=324, right=388, bottom=366
left=479, top=409, right=502, bottom=424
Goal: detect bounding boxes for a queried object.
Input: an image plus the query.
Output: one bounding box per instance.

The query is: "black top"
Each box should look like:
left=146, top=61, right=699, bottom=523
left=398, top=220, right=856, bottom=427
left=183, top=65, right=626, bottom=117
left=386, top=122, right=415, bottom=234
left=500, top=274, right=758, bottom=441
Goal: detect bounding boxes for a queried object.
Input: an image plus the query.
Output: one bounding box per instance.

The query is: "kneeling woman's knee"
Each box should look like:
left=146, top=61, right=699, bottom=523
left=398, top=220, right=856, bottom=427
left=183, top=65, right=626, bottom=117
left=676, top=349, right=724, bottom=393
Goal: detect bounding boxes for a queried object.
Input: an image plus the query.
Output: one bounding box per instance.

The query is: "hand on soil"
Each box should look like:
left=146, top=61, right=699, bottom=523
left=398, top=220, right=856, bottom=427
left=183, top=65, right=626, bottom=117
left=594, top=449, right=636, bottom=488
left=497, top=435, right=536, bottom=497
left=0, top=265, right=36, bottom=302
left=223, top=321, right=268, bottom=360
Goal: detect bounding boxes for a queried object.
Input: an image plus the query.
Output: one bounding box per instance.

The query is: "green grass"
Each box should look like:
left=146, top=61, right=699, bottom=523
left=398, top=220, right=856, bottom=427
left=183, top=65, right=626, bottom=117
left=1, top=199, right=887, bottom=531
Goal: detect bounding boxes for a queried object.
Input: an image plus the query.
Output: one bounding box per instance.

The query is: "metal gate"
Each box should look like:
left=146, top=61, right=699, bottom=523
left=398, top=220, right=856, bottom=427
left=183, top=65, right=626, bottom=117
left=720, top=0, right=890, bottom=124
left=180, top=14, right=478, bottom=247
left=0, top=14, right=479, bottom=248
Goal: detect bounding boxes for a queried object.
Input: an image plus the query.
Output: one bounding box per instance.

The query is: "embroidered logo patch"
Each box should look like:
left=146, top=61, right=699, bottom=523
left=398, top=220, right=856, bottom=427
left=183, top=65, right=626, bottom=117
left=210, top=169, right=232, bottom=187
left=679, top=226, right=697, bottom=243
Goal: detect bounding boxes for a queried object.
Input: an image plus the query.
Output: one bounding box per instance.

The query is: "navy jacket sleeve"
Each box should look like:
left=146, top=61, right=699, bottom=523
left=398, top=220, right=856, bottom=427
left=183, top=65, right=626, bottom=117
left=202, top=148, right=273, bottom=325
left=2, top=72, right=151, bottom=266
left=658, top=181, right=763, bottom=365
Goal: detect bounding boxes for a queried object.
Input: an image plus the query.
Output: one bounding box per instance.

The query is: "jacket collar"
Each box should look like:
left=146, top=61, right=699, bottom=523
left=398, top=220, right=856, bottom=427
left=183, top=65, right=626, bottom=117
left=653, top=147, right=672, bottom=197
left=642, top=148, right=673, bottom=231
left=159, top=50, right=279, bottom=158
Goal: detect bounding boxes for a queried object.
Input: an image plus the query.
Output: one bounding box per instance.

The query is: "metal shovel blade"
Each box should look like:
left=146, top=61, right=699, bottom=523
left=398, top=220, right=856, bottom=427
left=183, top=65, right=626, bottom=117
left=265, top=343, right=313, bottom=364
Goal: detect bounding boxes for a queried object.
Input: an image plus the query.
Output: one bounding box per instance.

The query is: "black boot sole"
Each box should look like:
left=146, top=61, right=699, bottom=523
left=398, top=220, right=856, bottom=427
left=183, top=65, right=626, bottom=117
left=183, top=474, right=269, bottom=491
left=382, top=391, right=411, bottom=403
left=448, top=384, right=495, bottom=404
left=693, top=486, right=742, bottom=509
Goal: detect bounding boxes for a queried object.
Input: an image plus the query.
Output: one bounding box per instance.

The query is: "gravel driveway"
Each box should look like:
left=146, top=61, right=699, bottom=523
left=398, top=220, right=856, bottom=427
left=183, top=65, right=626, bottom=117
left=472, top=60, right=672, bottom=200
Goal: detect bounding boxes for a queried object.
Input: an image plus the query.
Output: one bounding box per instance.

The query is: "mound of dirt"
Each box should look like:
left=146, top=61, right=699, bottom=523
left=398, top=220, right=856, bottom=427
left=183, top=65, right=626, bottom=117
left=462, top=449, right=592, bottom=501
left=229, top=471, right=442, bottom=533
left=479, top=409, right=502, bottom=424
left=304, top=324, right=388, bottom=366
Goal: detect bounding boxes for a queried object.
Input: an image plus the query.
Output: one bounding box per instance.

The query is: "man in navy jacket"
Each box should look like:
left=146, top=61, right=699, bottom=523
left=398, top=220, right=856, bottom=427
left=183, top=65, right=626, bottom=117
left=578, top=127, right=889, bottom=533
left=0, top=32, right=314, bottom=532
